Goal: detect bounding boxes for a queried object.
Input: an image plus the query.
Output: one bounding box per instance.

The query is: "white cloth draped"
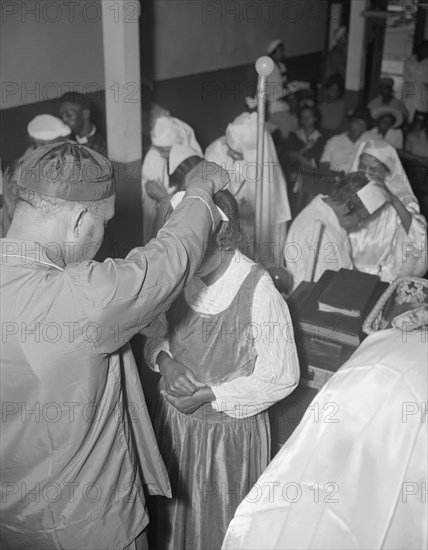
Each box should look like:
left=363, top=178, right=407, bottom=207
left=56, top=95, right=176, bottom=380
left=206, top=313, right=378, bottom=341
left=222, top=328, right=428, bottom=550
left=284, top=195, right=354, bottom=291
left=205, top=120, right=291, bottom=265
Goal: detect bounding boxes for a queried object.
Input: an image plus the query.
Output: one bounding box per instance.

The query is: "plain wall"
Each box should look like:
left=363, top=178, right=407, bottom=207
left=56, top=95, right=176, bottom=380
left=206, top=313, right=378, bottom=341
left=150, top=0, right=328, bottom=80
left=0, top=0, right=105, bottom=110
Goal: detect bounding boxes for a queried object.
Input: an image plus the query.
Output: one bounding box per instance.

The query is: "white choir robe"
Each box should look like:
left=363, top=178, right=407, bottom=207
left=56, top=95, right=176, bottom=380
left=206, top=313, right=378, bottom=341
left=348, top=140, right=428, bottom=281
left=205, top=133, right=291, bottom=266
left=284, top=195, right=353, bottom=291
left=222, top=328, right=428, bottom=550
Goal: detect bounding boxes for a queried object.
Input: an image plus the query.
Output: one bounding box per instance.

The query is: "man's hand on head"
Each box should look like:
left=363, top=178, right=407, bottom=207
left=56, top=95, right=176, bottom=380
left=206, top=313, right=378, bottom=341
left=185, top=161, right=230, bottom=196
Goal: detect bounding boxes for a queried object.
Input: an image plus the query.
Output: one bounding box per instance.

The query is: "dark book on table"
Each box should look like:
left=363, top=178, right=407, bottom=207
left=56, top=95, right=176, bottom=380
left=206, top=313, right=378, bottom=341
left=317, top=268, right=380, bottom=318
left=291, top=270, right=388, bottom=346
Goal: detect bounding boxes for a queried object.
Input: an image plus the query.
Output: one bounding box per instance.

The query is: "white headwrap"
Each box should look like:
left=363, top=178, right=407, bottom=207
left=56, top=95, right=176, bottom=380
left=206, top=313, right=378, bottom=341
left=151, top=116, right=185, bottom=147
left=206, top=111, right=292, bottom=265
left=168, top=144, right=202, bottom=175
left=350, top=139, right=415, bottom=201
left=27, top=115, right=71, bottom=141
left=225, top=113, right=258, bottom=154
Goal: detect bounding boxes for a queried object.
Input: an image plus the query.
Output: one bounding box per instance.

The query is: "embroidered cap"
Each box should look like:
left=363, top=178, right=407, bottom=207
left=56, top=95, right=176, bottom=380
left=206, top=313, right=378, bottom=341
left=17, top=141, right=115, bottom=201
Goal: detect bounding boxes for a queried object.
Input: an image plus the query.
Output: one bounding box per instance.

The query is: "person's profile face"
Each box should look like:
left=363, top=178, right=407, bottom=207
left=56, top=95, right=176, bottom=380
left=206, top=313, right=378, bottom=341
left=358, top=153, right=390, bottom=183
left=60, top=102, right=84, bottom=134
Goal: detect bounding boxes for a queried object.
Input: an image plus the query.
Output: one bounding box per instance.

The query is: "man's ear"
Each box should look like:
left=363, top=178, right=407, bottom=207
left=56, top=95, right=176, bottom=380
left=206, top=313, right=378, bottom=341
left=71, top=207, right=88, bottom=237
left=82, top=108, right=91, bottom=121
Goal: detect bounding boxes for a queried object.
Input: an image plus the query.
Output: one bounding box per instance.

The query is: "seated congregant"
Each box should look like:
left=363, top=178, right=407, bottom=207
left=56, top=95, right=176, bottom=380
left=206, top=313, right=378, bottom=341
left=283, top=105, right=326, bottom=169
left=318, top=72, right=346, bottom=135
left=267, top=91, right=299, bottom=141
left=367, top=106, right=404, bottom=150
left=284, top=172, right=385, bottom=291
left=367, top=76, right=409, bottom=123
left=404, top=112, right=428, bottom=161
left=2, top=114, right=71, bottom=233
left=141, top=115, right=202, bottom=243
left=349, top=139, right=427, bottom=281
left=59, top=91, right=107, bottom=156
left=205, top=112, right=291, bottom=264
left=320, top=106, right=372, bottom=173
left=144, top=187, right=300, bottom=550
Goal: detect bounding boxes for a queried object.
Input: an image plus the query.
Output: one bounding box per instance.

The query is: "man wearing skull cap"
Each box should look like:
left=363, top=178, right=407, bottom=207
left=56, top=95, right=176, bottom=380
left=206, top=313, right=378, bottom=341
left=2, top=114, right=71, bottom=234
left=0, top=141, right=229, bottom=549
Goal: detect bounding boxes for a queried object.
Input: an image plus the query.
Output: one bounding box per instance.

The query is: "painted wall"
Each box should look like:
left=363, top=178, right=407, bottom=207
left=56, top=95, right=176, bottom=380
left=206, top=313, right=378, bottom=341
left=151, top=0, right=328, bottom=80
left=0, top=0, right=105, bottom=109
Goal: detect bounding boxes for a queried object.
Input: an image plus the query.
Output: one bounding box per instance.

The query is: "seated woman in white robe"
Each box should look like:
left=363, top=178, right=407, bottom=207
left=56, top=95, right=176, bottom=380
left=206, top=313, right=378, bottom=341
left=205, top=112, right=291, bottom=265
left=349, top=139, right=428, bottom=281
left=222, top=319, right=427, bottom=550
left=144, top=189, right=300, bottom=550
left=141, top=115, right=202, bottom=243
left=284, top=172, right=389, bottom=291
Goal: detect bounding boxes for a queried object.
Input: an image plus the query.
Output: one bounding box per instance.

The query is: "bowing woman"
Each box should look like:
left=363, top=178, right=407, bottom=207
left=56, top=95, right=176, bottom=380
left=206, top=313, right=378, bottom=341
left=144, top=187, right=299, bottom=550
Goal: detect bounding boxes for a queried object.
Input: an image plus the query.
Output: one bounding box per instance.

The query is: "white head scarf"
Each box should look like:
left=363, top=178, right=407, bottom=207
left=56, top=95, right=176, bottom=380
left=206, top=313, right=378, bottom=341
left=225, top=112, right=258, bottom=155
left=206, top=111, right=291, bottom=264
left=27, top=115, right=71, bottom=141
left=168, top=144, right=202, bottom=175
left=151, top=116, right=186, bottom=147
left=350, top=139, right=415, bottom=201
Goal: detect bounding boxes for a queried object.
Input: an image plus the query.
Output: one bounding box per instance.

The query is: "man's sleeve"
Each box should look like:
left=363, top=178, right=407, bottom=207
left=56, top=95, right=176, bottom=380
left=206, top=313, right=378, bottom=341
left=66, top=189, right=221, bottom=354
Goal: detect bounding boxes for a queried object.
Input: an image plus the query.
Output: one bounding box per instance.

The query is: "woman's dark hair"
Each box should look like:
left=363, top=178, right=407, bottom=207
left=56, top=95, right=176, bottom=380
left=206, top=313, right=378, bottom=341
left=330, top=172, right=369, bottom=203
left=169, top=156, right=204, bottom=191
left=213, top=190, right=247, bottom=252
